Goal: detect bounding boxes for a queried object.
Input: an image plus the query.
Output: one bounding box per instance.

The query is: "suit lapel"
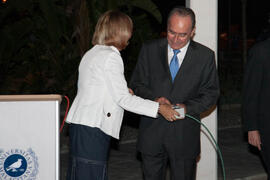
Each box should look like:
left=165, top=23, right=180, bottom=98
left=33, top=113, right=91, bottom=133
left=173, top=41, right=196, bottom=83
left=159, top=39, right=173, bottom=82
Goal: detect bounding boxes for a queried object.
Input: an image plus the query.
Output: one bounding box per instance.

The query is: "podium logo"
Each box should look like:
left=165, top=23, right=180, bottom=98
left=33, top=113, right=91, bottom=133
left=0, top=148, right=38, bottom=179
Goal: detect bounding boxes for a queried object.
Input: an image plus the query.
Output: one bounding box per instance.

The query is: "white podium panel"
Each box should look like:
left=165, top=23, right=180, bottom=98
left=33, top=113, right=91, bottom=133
left=0, top=95, right=61, bottom=180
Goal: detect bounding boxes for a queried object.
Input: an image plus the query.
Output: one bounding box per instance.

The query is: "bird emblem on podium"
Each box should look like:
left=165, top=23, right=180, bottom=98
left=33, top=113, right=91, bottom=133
left=5, top=158, right=23, bottom=172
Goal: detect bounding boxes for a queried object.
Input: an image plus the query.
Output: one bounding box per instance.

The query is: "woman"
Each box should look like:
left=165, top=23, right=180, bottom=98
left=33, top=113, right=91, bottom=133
left=66, top=10, right=179, bottom=180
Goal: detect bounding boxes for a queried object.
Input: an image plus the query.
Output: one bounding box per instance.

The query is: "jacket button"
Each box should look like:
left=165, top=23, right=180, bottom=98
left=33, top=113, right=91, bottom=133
left=107, top=113, right=111, bottom=117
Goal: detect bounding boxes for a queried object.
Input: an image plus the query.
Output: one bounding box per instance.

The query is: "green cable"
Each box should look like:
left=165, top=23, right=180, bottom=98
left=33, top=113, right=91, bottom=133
left=185, top=114, right=226, bottom=180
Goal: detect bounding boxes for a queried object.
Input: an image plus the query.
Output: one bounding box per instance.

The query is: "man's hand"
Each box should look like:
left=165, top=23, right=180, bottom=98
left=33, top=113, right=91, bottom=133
left=128, top=88, right=134, bottom=95
left=159, top=104, right=179, bottom=122
left=248, top=130, right=261, bottom=150
left=155, top=97, right=171, bottom=105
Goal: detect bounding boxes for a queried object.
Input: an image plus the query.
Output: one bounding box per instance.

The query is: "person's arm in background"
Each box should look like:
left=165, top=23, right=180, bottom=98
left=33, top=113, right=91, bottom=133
left=242, top=45, right=263, bottom=150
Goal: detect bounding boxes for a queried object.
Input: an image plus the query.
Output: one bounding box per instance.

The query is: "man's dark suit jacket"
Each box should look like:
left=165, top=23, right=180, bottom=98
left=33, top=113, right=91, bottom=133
left=242, top=38, right=270, bottom=144
left=130, top=38, right=220, bottom=159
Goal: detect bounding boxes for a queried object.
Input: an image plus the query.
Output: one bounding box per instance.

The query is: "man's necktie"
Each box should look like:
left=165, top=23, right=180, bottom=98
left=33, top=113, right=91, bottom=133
left=169, top=49, right=180, bottom=81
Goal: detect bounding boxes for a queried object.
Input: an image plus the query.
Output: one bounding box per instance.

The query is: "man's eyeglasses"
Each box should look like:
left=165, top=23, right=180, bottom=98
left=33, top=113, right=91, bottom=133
left=167, top=29, right=187, bottom=38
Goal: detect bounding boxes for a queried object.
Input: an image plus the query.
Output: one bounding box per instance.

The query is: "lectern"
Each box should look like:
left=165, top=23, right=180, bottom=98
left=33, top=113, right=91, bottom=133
left=0, top=95, right=62, bottom=180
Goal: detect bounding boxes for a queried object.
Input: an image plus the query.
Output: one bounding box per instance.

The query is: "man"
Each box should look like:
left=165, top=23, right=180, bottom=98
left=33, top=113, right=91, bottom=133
left=129, top=6, right=220, bottom=180
left=242, top=37, right=270, bottom=180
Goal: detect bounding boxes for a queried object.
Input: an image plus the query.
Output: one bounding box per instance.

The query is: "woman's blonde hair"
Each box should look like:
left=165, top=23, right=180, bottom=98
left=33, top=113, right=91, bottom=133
left=92, top=10, right=133, bottom=50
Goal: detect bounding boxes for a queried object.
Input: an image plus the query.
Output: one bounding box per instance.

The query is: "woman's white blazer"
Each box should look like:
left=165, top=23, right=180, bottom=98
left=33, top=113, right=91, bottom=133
left=66, top=45, right=158, bottom=139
